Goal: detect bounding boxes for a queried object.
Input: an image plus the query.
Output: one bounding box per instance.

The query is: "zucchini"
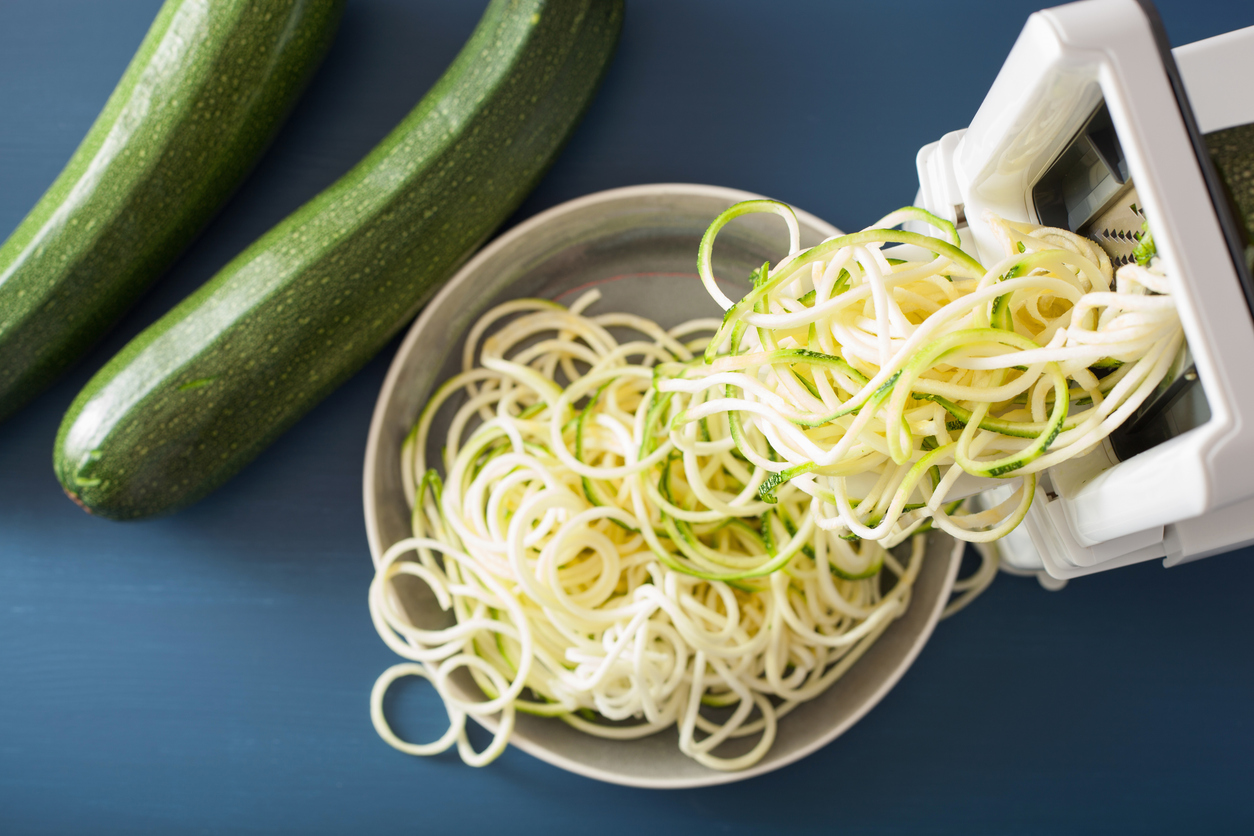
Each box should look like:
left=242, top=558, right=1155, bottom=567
left=55, top=0, right=624, bottom=520
left=0, top=0, right=344, bottom=421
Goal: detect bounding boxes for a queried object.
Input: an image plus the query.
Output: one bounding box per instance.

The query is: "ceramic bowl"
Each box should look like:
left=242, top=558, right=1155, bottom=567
left=363, top=183, right=962, bottom=788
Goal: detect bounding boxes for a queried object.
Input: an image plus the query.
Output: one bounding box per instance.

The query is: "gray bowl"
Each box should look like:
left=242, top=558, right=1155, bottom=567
left=363, top=184, right=962, bottom=788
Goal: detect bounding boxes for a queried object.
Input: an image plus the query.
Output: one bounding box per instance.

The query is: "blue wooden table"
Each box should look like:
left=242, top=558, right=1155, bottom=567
left=3, top=2, right=1254, bottom=833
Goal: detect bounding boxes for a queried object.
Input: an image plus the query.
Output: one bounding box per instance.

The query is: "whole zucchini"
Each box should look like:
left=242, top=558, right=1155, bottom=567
left=0, top=0, right=344, bottom=422
left=56, top=0, right=624, bottom=519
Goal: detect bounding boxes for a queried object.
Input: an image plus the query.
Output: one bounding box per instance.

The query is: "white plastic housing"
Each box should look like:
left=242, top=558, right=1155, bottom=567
left=914, top=1, right=1254, bottom=577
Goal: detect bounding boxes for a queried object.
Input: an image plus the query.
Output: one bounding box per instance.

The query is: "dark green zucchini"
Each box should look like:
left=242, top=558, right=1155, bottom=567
left=0, top=0, right=344, bottom=422
left=55, top=0, right=624, bottom=519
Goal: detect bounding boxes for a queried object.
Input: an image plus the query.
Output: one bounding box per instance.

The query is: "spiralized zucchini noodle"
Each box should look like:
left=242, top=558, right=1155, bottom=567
left=368, top=201, right=1180, bottom=770
left=671, top=201, right=1181, bottom=545
left=370, top=290, right=930, bottom=770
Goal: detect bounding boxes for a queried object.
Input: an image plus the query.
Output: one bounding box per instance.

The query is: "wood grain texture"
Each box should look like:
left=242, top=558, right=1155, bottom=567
left=3, top=1, right=1254, bottom=834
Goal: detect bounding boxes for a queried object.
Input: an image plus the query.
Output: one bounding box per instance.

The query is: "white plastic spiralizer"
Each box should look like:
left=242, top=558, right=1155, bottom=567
left=911, top=0, right=1254, bottom=580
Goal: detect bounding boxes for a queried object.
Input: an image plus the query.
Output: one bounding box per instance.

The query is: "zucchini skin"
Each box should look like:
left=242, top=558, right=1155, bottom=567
left=0, top=0, right=345, bottom=422
left=55, top=0, right=625, bottom=520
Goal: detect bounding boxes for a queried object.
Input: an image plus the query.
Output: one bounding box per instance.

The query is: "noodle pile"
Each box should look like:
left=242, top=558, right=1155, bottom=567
left=370, top=292, right=925, bottom=770
left=369, top=203, right=1181, bottom=770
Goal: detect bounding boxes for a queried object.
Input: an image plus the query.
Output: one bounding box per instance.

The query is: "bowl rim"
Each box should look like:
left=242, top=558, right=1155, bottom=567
left=361, top=182, right=960, bottom=788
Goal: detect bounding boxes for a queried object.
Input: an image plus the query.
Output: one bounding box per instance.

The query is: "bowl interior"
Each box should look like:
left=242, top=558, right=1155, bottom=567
left=363, top=184, right=961, bottom=788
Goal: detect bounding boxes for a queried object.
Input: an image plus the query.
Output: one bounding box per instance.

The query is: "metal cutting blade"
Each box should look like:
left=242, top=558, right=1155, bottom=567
left=1078, top=181, right=1147, bottom=267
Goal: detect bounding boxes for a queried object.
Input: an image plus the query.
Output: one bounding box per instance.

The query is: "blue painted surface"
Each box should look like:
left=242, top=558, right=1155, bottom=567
left=2, top=1, right=1253, bottom=833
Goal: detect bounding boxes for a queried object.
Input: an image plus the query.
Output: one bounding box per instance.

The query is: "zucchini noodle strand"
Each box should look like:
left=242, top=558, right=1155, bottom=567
left=371, top=291, right=925, bottom=770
